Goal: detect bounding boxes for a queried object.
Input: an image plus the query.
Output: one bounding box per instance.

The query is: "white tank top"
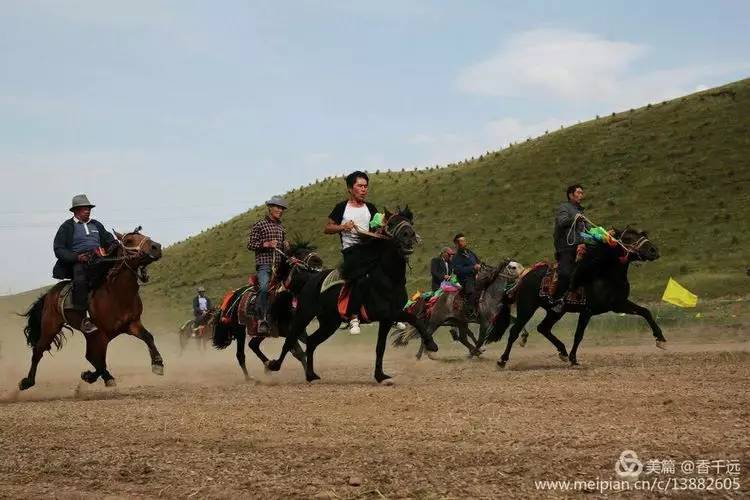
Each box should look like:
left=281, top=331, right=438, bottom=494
left=341, top=203, right=372, bottom=250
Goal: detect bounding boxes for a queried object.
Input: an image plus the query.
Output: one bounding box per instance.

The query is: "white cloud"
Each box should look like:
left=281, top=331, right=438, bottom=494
left=457, top=29, right=749, bottom=110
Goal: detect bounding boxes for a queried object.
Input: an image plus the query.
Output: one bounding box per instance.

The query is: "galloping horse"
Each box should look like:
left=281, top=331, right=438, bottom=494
left=267, top=208, right=440, bottom=384
left=178, top=308, right=217, bottom=354
left=488, top=227, right=665, bottom=367
left=211, top=241, right=323, bottom=380
left=392, top=261, right=526, bottom=358
left=19, top=227, right=164, bottom=389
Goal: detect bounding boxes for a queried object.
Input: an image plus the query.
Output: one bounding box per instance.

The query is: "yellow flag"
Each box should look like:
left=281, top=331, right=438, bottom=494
left=662, top=278, right=698, bottom=308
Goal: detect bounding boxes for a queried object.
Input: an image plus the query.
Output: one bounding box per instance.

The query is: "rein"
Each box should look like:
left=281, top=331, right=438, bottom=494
left=567, top=213, right=651, bottom=259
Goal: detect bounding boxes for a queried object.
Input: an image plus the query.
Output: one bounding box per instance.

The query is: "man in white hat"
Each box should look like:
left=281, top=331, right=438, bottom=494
left=247, top=195, right=290, bottom=335
left=53, top=194, right=116, bottom=333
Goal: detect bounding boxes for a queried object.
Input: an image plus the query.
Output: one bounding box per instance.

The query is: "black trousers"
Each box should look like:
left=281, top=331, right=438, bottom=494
left=341, top=244, right=378, bottom=317
left=460, top=276, right=477, bottom=310
left=553, top=249, right=577, bottom=300
left=72, top=262, right=89, bottom=311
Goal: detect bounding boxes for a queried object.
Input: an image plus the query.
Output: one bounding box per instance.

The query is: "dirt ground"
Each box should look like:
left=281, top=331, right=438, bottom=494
left=0, top=307, right=748, bottom=498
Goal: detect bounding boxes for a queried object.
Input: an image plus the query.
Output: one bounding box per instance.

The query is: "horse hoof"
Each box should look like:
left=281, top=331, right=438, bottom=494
left=306, top=373, right=321, bottom=383
left=81, top=371, right=98, bottom=384
left=426, top=352, right=438, bottom=361
left=18, top=378, right=34, bottom=391
left=497, top=360, right=506, bottom=369
left=519, top=337, right=528, bottom=347
left=105, top=379, right=117, bottom=388
left=570, top=359, right=580, bottom=367
left=266, top=360, right=281, bottom=372
left=558, top=353, right=569, bottom=362
left=380, top=378, right=395, bottom=386
left=152, top=364, right=164, bottom=376
left=656, top=340, right=667, bottom=350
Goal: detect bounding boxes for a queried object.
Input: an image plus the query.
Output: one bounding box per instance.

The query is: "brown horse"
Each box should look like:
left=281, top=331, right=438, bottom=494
left=19, top=227, right=164, bottom=390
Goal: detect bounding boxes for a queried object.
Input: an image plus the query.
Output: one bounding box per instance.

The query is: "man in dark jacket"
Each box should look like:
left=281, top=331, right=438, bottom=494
left=324, top=171, right=378, bottom=335
left=452, top=233, right=481, bottom=317
left=550, top=184, right=591, bottom=312
left=53, top=194, right=116, bottom=333
left=430, top=247, right=455, bottom=291
left=193, top=286, right=213, bottom=321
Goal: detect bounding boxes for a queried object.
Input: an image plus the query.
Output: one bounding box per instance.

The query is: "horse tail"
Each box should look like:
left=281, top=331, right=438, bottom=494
left=390, top=324, right=420, bottom=348
left=20, top=294, right=46, bottom=348
left=211, top=315, right=234, bottom=350
left=485, top=303, right=511, bottom=344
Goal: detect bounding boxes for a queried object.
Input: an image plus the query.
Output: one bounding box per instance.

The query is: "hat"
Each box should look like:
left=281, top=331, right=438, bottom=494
left=70, top=194, right=95, bottom=212
left=265, top=195, right=289, bottom=209
left=197, top=286, right=206, bottom=292
left=442, top=246, right=455, bottom=255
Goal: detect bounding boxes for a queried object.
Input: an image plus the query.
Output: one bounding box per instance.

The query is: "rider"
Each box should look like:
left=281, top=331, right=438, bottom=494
left=430, top=246, right=455, bottom=291
left=324, top=171, right=378, bottom=335
left=551, top=184, right=591, bottom=313
left=53, top=194, right=116, bottom=334
left=247, top=195, right=289, bottom=335
left=193, top=286, right=212, bottom=320
left=452, top=233, right=481, bottom=318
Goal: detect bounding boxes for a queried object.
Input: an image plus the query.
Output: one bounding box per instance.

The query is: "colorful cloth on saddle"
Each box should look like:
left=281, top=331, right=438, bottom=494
left=580, top=226, right=617, bottom=247
left=369, top=212, right=385, bottom=230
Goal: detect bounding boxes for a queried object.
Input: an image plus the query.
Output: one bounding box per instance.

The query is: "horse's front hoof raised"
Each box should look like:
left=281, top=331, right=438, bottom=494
left=655, top=340, right=667, bottom=350
left=152, top=364, right=164, bottom=376
left=18, top=378, right=34, bottom=391
left=104, top=378, right=117, bottom=388
left=266, top=359, right=282, bottom=372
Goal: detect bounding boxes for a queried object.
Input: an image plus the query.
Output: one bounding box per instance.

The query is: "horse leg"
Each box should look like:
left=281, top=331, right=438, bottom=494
left=235, top=330, right=251, bottom=381
left=614, top=299, right=667, bottom=348
left=374, top=321, right=393, bottom=384
left=535, top=311, right=569, bottom=362
left=568, top=312, right=592, bottom=366
left=126, top=321, right=165, bottom=375
left=19, top=311, right=63, bottom=391
left=248, top=336, right=268, bottom=366
left=457, top=324, right=481, bottom=357
left=82, top=332, right=116, bottom=386
left=289, top=341, right=307, bottom=368
left=396, top=310, right=438, bottom=352
left=304, top=320, right=339, bottom=382
left=266, top=308, right=315, bottom=372
left=498, top=305, right=536, bottom=368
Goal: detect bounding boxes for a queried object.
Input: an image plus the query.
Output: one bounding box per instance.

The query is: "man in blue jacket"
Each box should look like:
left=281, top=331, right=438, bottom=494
left=53, top=194, right=116, bottom=333
left=452, top=233, right=481, bottom=318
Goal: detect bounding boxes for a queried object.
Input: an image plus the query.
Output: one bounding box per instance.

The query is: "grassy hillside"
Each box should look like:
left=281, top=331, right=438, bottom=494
left=143, top=79, right=750, bottom=318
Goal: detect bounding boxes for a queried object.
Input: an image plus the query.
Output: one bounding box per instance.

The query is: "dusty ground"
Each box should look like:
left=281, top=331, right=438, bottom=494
left=0, top=303, right=748, bottom=498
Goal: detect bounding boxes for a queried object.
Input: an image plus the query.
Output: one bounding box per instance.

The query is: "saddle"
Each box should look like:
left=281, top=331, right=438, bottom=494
left=57, top=281, right=94, bottom=326
left=539, top=263, right=586, bottom=305
left=219, top=274, right=283, bottom=338
left=320, top=269, right=370, bottom=322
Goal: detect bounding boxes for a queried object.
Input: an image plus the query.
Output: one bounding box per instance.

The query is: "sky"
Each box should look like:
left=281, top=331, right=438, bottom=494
left=1, top=0, right=749, bottom=293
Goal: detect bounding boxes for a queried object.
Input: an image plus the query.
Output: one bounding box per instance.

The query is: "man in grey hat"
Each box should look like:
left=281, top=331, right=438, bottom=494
left=53, top=194, right=116, bottom=333
left=247, top=195, right=289, bottom=335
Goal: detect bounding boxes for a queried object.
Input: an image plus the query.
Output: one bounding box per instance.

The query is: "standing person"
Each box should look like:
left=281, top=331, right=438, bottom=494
left=247, top=196, right=289, bottom=335
left=452, top=233, right=481, bottom=318
left=324, top=171, right=378, bottom=335
left=550, top=184, right=590, bottom=313
left=430, top=247, right=455, bottom=291
left=53, top=194, right=116, bottom=334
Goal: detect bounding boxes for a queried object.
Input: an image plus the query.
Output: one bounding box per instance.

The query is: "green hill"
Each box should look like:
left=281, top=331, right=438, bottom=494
left=145, top=79, right=750, bottom=318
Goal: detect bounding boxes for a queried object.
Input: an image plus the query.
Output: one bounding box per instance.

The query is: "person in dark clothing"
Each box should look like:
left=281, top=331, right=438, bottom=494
left=324, top=171, right=378, bottom=334
left=53, top=194, right=116, bottom=333
left=430, top=247, right=455, bottom=291
left=452, top=233, right=481, bottom=317
left=192, top=286, right=213, bottom=324
left=550, top=184, right=591, bottom=313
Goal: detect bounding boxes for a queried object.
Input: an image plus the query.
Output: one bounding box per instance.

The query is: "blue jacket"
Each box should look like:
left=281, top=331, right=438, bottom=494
left=53, top=218, right=115, bottom=279
left=453, top=248, right=480, bottom=284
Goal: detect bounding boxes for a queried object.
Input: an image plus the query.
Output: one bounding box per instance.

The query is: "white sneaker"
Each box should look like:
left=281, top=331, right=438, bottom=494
left=349, top=318, right=361, bottom=335
left=395, top=322, right=407, bottom=330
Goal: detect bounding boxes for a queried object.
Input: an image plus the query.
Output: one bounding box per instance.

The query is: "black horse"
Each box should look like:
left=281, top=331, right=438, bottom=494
left=211, top=241, right=323, bottom=380
left=267, top=207, right=439, bottom=383
left=489, top=227, right=665, bottom=367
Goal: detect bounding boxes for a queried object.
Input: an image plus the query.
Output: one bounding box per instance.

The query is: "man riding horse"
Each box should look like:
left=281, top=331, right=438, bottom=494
left=550, top=184, right=592, bottom=313
left=324, top=170, right=379, bottom=335
left=192, top=286, right=213, bottom=333
left=53, top=194, right=117, bottom=334
left=452, top=233, right=482, bottom=319
left=247, top=195, right=290, bottom=335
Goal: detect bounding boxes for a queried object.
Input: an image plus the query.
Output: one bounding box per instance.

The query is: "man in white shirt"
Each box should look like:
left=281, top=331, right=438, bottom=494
left=325, top=171, right=379, bottom=334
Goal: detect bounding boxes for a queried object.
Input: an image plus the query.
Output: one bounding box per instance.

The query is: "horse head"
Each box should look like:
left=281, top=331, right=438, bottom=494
left=614, top=226, right=659, bottom=261
left=383, top=205, right=419, bottom=256
left=286, top=239, right=323, bottom=271
left=113, top=226, right=163, bottom=265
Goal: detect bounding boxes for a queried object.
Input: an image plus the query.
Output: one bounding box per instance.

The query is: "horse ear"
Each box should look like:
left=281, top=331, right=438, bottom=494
left=133, top=225, right=142, bottom=234
left=114, top=230, right=124, bottom=241
left=384, top=207, right=393, bottom=219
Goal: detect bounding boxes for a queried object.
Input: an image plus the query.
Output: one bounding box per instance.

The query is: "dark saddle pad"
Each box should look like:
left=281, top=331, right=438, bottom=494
left=539, top=264, right=586, bottom=305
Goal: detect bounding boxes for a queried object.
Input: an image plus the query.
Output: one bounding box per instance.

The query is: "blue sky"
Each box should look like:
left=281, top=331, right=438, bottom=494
left=1, top=0, right=749, bottom=293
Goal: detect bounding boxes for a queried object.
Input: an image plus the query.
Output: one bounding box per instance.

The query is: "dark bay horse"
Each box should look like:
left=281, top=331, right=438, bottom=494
left=211, top=242, right=323, bottom=380
left=178, top=308, right=217, bottom=354
left=488, top=227, right=665, bottom=367
left=392, top=261, right=526, bottom=358
left=19, top=227, right=164, bottom=389
left=267, top=208, right=440, bottom=384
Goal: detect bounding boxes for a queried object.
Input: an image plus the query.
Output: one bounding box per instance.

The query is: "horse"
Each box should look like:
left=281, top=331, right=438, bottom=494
left=488, top=227, right=665, bottom=367
left=211, top=241, right=323, bottom=380
left=266, top=207, right=440, bottom=384
left=18, top=227, right=164, bottom=390
left=178, top=308, right=217, bottom=354
left=391, top=261, right=526, bottom=358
